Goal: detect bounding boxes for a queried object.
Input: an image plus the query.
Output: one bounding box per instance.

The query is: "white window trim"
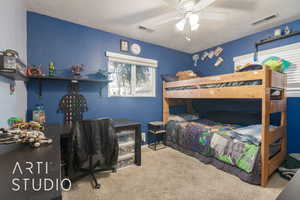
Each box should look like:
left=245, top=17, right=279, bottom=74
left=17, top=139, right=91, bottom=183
left=106, top=52, right=157, bottom=98
left=233, top=42, right=300, bottom=97
left=106, top=51, right=158, bottom=67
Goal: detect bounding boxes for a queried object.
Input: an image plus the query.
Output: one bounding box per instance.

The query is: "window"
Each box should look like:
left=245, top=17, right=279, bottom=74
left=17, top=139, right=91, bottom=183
left=233, top=42, right=300, bottom=97
left=106, top=52, right=157, bottom=97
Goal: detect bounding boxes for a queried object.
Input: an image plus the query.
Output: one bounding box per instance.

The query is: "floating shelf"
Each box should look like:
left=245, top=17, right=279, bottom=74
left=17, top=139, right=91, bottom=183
left=0, top=70, right=28, bottom=81
left=27, top=75, right=111, bottom=98
left=0, top=70, right=111, bottom=97
left=27, top=75, right=111, bottom=83
left=254, top=30, right=300, bottom=60
left=256, top=30, right=300, bottom=46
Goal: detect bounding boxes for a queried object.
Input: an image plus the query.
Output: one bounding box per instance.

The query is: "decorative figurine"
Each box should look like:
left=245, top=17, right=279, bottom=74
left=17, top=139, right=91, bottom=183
left=274, top=28, right=282, bottom=37
left=71, top=64, right=85, bottom=77
left=48, top=61, right=56, bottom=76
left=284, top=25, right=291, bottom=35
left=96, top=69, right=112, bottom=80
left=57, top=82, right=88, bottom=124
left=26, top=65, right=43, bottom=76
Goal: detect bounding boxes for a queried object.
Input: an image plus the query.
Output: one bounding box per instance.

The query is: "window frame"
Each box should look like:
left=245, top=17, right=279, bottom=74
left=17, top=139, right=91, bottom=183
left=106, top=52, right=157, bottom=98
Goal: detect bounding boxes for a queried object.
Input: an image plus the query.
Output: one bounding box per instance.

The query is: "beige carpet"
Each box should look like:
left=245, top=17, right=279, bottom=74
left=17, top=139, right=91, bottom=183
left=63, top=147, right=288, bottom=200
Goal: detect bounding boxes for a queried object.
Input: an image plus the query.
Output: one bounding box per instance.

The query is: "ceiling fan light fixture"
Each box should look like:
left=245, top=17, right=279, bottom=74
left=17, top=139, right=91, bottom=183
left=189, top=14, right=199, bottom=26
left=176, top=18, right=186, bottom=31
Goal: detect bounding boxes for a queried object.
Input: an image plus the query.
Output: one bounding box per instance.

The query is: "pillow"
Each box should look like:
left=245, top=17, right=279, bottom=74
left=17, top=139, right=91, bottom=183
left=202, top=111, right=261, bottom=126
left=168, top=113, right=199, bottom=122
left=234, top=124, right=277, bottom=144
left=236, top=64, right=263, bottom=72
left=161, top=74, right=178, bottom=82
left=168, top=115, right=186, bottom=122
left=262, top=56, right=292, bottom=72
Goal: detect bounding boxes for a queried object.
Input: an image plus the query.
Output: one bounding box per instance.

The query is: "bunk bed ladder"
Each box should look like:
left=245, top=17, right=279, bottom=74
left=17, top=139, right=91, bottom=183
left=261, top=69, right=287, bottom=187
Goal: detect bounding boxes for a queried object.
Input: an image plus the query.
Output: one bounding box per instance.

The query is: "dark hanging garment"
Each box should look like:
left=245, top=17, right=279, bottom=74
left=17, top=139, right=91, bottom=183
left=71, top=118, right=119, bottom=172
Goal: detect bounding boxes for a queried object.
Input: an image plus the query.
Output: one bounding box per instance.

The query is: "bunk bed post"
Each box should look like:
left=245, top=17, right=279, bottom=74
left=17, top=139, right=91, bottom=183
left=186, top=100, right=194, bottom=114
left=280, top=82, right=287, bottom=161
left=261, top=68, right=271, bottom=187
left=163, top=81, right=170, bottom=125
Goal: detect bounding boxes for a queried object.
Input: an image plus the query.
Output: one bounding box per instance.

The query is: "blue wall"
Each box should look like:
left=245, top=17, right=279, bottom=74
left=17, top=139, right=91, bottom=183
left=26, top=12, right=192, bottom=140
left=194, top=18, right=300, bottom=153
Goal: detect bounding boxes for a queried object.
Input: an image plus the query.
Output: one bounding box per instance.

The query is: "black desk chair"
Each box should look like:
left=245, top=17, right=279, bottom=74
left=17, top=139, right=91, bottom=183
left=70, top=118, right=119, bottom=189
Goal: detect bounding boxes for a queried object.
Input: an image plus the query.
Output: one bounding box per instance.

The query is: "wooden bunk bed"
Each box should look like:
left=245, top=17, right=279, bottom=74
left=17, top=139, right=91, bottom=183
left=162, top=68, right=287, bottom=187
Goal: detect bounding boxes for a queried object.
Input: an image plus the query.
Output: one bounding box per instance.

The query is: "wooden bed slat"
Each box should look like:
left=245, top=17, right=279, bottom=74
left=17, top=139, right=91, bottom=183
left=166, top=85, right=264, bottom=99
left=268, top=150, right=286, bottom=176
left=270, top=99, right=286, bottom=113
left=269, top=126, right=285, bottom=145
left=165, top=70, right=265, bottom=88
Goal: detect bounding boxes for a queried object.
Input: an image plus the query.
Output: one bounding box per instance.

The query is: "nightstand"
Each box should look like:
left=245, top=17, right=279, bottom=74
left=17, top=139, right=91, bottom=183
left=148, top=121, right=166, bottom=151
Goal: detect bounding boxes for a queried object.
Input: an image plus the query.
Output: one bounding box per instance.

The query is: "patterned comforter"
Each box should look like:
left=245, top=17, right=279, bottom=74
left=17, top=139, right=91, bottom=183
left=166, top=119, right=259, bottom=173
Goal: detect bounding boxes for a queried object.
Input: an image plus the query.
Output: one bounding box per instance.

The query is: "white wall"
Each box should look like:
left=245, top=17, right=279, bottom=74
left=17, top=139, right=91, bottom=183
left=0, top=0, right=27, bottom=128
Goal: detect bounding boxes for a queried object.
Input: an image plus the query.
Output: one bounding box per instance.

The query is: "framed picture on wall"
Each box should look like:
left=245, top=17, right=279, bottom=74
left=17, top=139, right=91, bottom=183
left=120, top=40, right=129, bottom=52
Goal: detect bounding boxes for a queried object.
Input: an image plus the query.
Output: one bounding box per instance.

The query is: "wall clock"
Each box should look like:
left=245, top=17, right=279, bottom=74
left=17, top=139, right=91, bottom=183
left=131, top=43, right=141, bottom=55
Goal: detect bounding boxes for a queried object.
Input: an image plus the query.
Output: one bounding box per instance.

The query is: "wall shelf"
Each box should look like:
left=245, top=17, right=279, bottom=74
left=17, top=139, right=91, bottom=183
left=0, top=70, right=111, bottom=97
left=27, top=75, right=111, bottom=98
left=27, top=75, right=111, bottom=83
left=256, top=30, right=300, bottom=46
left=0, top=70, right=28, bottom=81
left=254, top=30, right=300, bottom=60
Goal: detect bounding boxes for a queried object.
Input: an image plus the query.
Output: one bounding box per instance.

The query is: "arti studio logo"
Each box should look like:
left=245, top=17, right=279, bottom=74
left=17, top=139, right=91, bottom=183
left=11, top=161, right=71, bottom=192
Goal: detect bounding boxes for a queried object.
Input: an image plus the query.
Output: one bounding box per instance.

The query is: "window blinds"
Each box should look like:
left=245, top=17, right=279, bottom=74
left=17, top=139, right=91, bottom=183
left=233, top=42, right=300, bottom=97
left=106, top=51, right=158, bottom=67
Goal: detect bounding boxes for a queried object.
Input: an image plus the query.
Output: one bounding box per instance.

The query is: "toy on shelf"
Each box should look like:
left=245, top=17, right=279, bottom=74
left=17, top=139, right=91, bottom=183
left=71, top=64, right=85, bottom=77
left=8, top=117, right=23, bottom=127
left=32, top=104, right=46, bottom=124
left=26, top=65, right=43, bottom=76
left=0, top=121, right=52, bottom=148
left=96, top=69, right=112, bottom=80
left=48, top=61, right=56, bottom=76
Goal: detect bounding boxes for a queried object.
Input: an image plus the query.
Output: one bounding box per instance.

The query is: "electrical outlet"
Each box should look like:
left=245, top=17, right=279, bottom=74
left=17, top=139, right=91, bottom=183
left=141, top=132, right=146, bottom=143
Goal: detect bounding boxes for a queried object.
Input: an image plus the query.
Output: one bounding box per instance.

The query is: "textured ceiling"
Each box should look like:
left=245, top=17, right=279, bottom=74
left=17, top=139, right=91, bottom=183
left=26, top=0, right=300, bottom=53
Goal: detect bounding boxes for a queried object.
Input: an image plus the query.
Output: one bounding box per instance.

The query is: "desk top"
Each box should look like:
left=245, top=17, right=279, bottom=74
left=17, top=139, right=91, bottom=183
left=112, top=119, right=141, bottom=128
left=0, top=125, right=61, bottom=200
left=276, top=170, right=300, bottom=200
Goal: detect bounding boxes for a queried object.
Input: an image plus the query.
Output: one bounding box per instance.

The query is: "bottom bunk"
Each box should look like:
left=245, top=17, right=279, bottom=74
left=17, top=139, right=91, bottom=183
left=165, top=116, right=282, bottom=185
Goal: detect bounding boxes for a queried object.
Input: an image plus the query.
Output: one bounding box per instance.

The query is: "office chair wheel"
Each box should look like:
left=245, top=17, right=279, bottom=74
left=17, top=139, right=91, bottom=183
left=95, top=183, right=101, bottom=189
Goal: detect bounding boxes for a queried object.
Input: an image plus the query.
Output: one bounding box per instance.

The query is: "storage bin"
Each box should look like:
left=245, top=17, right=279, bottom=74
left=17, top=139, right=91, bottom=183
left=117, top=129, right=135, bottom=143
left=119, top=141, right=135, bottom=156
left=117, top=153, right=135, bottom=169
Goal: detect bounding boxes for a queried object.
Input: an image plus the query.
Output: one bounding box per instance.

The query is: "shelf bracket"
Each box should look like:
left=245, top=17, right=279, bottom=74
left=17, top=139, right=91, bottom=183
left=10, top=81, right=16, bottom=95
left=38, top=79, right=43, bottom=99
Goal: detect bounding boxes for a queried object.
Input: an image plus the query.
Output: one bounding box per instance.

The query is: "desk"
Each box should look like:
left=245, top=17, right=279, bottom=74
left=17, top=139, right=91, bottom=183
left=0, top=124, right=62, bottom=200
left=276, top=170, right=300, bottom=200
left=60, top=119, right=141, bottom=176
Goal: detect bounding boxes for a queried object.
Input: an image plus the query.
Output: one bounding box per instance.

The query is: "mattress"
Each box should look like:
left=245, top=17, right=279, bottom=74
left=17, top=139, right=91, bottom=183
left=166, top=80, right=262, bottom=91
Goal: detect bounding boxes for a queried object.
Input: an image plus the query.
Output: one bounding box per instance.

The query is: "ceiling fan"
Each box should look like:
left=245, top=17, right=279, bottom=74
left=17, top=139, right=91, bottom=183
left=141, top=0, right=224, bottom=41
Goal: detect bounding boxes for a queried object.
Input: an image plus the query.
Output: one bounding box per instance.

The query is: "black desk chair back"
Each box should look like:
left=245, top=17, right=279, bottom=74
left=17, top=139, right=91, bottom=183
left=71, top=118, right=119, bottom=189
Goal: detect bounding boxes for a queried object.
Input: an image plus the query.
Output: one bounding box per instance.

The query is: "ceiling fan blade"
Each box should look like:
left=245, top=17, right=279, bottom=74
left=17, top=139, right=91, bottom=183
left=197, top=10, right=227, bottom=20
left=160, top=0, right=179, bottom=8
left=193, top=0, right=217, bottom=11
left=147, top=16, right=182, bottom=29
left=140, top=11, right=182, bottom=29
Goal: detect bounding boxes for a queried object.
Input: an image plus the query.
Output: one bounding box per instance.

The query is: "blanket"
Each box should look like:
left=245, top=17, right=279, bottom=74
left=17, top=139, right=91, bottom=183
left=166, top=120, right=259, bottom=173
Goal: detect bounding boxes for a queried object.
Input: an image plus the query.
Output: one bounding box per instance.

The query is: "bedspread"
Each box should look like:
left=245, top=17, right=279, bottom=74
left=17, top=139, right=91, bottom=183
left=166, top=119, right=259, bottom=173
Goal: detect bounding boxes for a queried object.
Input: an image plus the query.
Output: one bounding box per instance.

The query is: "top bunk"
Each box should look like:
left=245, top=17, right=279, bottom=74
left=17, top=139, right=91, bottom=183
left=163, top=68, right=286, bottom=99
